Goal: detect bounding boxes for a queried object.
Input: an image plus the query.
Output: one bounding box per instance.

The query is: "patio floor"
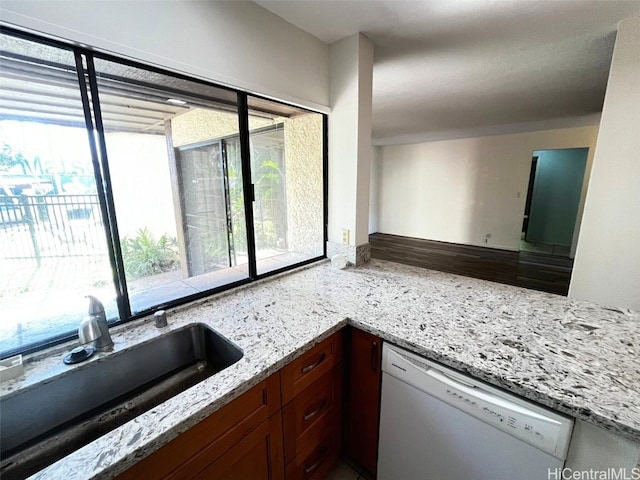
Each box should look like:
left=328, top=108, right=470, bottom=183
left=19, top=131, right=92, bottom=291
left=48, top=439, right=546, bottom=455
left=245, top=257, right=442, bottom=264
left=0, top=250, right=317, bottom=355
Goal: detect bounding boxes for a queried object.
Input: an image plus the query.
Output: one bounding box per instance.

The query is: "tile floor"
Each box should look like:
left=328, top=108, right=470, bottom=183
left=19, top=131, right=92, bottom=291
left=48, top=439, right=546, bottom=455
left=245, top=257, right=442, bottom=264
left=325, top=460, right=370, bottom=480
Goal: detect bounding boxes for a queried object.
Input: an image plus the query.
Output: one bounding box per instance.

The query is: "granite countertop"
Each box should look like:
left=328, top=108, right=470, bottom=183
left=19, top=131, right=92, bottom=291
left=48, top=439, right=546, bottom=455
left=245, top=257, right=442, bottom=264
left=2, top=259, right=639, bottom=479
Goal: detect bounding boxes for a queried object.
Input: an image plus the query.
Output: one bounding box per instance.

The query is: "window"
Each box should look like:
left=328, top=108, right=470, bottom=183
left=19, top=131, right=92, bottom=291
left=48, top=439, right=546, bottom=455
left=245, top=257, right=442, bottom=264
left=0, top=28, right=327, bottom=358
left=247, top=97, right=325, bottom=275
left=0, top=33, right=117, bottom=355
left=91, top=57, right=249, bottom=315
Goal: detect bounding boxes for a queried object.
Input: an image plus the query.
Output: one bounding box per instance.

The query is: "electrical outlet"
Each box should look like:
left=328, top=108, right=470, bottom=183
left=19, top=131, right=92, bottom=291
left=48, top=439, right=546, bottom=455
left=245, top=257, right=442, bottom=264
left=342, top=229, right=350, bottom=245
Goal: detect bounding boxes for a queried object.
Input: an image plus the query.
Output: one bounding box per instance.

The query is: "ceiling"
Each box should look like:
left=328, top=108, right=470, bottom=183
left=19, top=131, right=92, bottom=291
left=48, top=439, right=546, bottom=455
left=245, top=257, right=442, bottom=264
left=256, top=0, right=640, bottom=144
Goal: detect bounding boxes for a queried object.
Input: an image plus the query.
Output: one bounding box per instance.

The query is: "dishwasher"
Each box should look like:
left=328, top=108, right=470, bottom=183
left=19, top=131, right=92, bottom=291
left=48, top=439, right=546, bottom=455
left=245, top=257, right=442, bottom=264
left=377, top=344, right=574, bottom=480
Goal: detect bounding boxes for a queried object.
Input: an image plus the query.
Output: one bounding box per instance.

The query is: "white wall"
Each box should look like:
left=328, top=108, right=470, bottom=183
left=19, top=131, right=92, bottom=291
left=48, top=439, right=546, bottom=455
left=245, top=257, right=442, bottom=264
left=355, top=35, right=374, bottom=246
left=328, top=33, right=373, bottom=249
left=372, top=125, right=599, bottom=251
left=570, top=16, right=640, bottom=310
left=369, top=147, right=381, bottom=234
left=0, top=0, right=329, bottom=111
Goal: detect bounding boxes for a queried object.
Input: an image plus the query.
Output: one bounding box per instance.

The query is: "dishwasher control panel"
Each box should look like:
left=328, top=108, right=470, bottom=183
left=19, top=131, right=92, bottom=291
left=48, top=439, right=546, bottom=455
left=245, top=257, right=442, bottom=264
left=383, top=344, right=574, bottom=460
left=443, top=386, right=556, bottom=453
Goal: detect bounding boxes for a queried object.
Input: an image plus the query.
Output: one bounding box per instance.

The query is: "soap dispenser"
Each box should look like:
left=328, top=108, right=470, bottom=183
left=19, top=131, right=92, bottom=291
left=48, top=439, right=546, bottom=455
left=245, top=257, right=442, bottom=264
left=78, top=295, right=114, bottom=351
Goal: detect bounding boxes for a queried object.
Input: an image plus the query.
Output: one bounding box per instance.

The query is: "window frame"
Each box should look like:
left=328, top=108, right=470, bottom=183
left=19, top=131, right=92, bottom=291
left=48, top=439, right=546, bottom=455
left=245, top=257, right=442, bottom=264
left=0, top=25, right=328, bottom=359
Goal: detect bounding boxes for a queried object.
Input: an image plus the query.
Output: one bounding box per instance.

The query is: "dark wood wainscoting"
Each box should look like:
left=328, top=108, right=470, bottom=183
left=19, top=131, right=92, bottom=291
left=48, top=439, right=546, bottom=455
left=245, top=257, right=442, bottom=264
left=369, top=233, right=573, bottom=296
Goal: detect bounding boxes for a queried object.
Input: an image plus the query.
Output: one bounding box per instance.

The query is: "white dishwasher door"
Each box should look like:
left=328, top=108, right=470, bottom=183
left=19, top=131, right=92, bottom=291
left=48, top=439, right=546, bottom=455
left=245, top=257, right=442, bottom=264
left=377, top=344, right=574, bottom=480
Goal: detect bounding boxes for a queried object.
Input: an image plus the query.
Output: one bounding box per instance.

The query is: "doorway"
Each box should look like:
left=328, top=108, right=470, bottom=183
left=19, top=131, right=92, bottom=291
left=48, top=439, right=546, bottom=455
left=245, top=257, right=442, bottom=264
left=521, top=148, right=588, bottom=257
left=178, top=140, right=238, bottom=276
left=176, top=125, right=287, bottom=277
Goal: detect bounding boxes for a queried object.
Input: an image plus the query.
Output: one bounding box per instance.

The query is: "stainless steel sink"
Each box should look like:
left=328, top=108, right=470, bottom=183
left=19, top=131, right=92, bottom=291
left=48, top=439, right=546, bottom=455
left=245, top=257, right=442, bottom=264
left=0, top=323, right=243, bottom=479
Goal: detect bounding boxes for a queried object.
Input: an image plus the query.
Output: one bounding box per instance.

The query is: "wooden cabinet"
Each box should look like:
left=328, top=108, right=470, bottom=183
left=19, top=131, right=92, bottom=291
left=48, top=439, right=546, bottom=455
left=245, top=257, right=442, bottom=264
left=282, top=367, right=342, bottom=464
left=346, top=327, right=382, bottom=477
left=117, top=330, right=343, bottom=480
left=282, top=331, right=343, bottom=480
left=281, top=331, right=343, bottom=404
left=193, top=413, right=284, bottom=480
left=284, top=422, right=341, bottom=480
left=117, top=374, right=282, bottom=480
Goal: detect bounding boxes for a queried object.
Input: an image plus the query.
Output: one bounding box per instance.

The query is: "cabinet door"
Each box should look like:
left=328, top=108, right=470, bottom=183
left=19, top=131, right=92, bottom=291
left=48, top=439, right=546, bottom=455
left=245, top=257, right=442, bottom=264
left=194, top=412, right=285, bottom=480
left=117, top=374, right=281, bottom=480
left=347, top=328, right=382, bottom=476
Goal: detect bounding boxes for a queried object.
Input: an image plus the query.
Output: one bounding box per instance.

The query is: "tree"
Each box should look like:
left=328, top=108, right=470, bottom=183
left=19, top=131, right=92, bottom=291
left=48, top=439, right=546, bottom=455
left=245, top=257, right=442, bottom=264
left=0, top=142, right=28, bottom=172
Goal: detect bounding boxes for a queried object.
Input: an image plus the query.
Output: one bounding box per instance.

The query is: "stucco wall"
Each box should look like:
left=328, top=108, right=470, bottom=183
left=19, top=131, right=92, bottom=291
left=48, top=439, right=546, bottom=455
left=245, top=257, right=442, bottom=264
left=171, top=108, right=323, bottom=257
left=172, top=109, right=272, bottom=148
left=283, top=113, right=324, bottom=256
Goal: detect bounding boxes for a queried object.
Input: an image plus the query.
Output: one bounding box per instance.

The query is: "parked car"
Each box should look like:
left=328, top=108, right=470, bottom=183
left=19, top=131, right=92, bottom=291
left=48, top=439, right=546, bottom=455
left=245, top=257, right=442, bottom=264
left=0, top=174, right=55, bottom=196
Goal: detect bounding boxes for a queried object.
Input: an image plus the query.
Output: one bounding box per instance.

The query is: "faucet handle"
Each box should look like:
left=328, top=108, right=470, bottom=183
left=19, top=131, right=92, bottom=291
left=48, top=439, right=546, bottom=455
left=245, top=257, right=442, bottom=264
left=154, top=310, right=168, bottom=328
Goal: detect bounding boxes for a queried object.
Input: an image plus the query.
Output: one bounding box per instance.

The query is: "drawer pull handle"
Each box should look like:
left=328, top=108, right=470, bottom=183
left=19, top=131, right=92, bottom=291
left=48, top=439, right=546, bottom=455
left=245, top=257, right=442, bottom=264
left=304, top=446, right=328, bottom=475
left=301, top=353, right=326, bottom=374
left=303, top=398, right=327, bottom=421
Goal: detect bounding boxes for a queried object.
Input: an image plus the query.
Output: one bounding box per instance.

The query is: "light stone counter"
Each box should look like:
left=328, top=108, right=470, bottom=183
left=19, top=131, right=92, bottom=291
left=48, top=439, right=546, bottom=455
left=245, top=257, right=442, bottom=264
left=2, top=259, right=639, bottom=479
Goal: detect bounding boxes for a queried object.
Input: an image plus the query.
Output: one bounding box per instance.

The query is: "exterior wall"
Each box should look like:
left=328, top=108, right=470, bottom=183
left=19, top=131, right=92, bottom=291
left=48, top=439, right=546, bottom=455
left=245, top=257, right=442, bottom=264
left=283, top=113, right=324, bottom=256
left=172, top=108, right=323, bottom=256
left=172, top=110, right=272, bottom=148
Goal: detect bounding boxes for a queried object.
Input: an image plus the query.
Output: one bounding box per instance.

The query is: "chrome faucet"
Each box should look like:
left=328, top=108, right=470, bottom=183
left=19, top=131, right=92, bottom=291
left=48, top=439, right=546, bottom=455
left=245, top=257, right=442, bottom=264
left=78, top=295, right=114, bottom=351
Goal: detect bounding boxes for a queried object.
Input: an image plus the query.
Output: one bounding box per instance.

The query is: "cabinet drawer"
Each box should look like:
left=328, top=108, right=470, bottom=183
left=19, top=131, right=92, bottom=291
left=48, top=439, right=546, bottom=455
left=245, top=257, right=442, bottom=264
left=281, top=330, right=343, bottom=405
left=285, top=421, right=340, bottom=480
left=117, top=373, right=281, bottom=480
left=193, top=412, right=284, bottom=480
left=283, top=366, right=342, bottom=464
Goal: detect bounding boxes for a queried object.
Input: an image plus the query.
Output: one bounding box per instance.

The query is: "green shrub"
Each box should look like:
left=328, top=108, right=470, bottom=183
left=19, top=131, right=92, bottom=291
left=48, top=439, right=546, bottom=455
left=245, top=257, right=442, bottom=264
left=121, top=228, right=179, bottom=280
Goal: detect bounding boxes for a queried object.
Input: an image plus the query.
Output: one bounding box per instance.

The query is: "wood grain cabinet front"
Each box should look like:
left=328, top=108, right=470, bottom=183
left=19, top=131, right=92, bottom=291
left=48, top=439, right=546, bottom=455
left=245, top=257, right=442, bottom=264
left=281, top=331, right=343, bottom=404
left=284, top=419, right=341, bottom=480
left=117, top=330, right=345, bottom=480
left=282, top=331, right=344, bottom=480
left=193, top=412, right=285, bottom=480
left=117, top=373, right=282, bottom=480
left=346, top=328, right=382, bottom=477
left=283, top=366, right=342, bottom=464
